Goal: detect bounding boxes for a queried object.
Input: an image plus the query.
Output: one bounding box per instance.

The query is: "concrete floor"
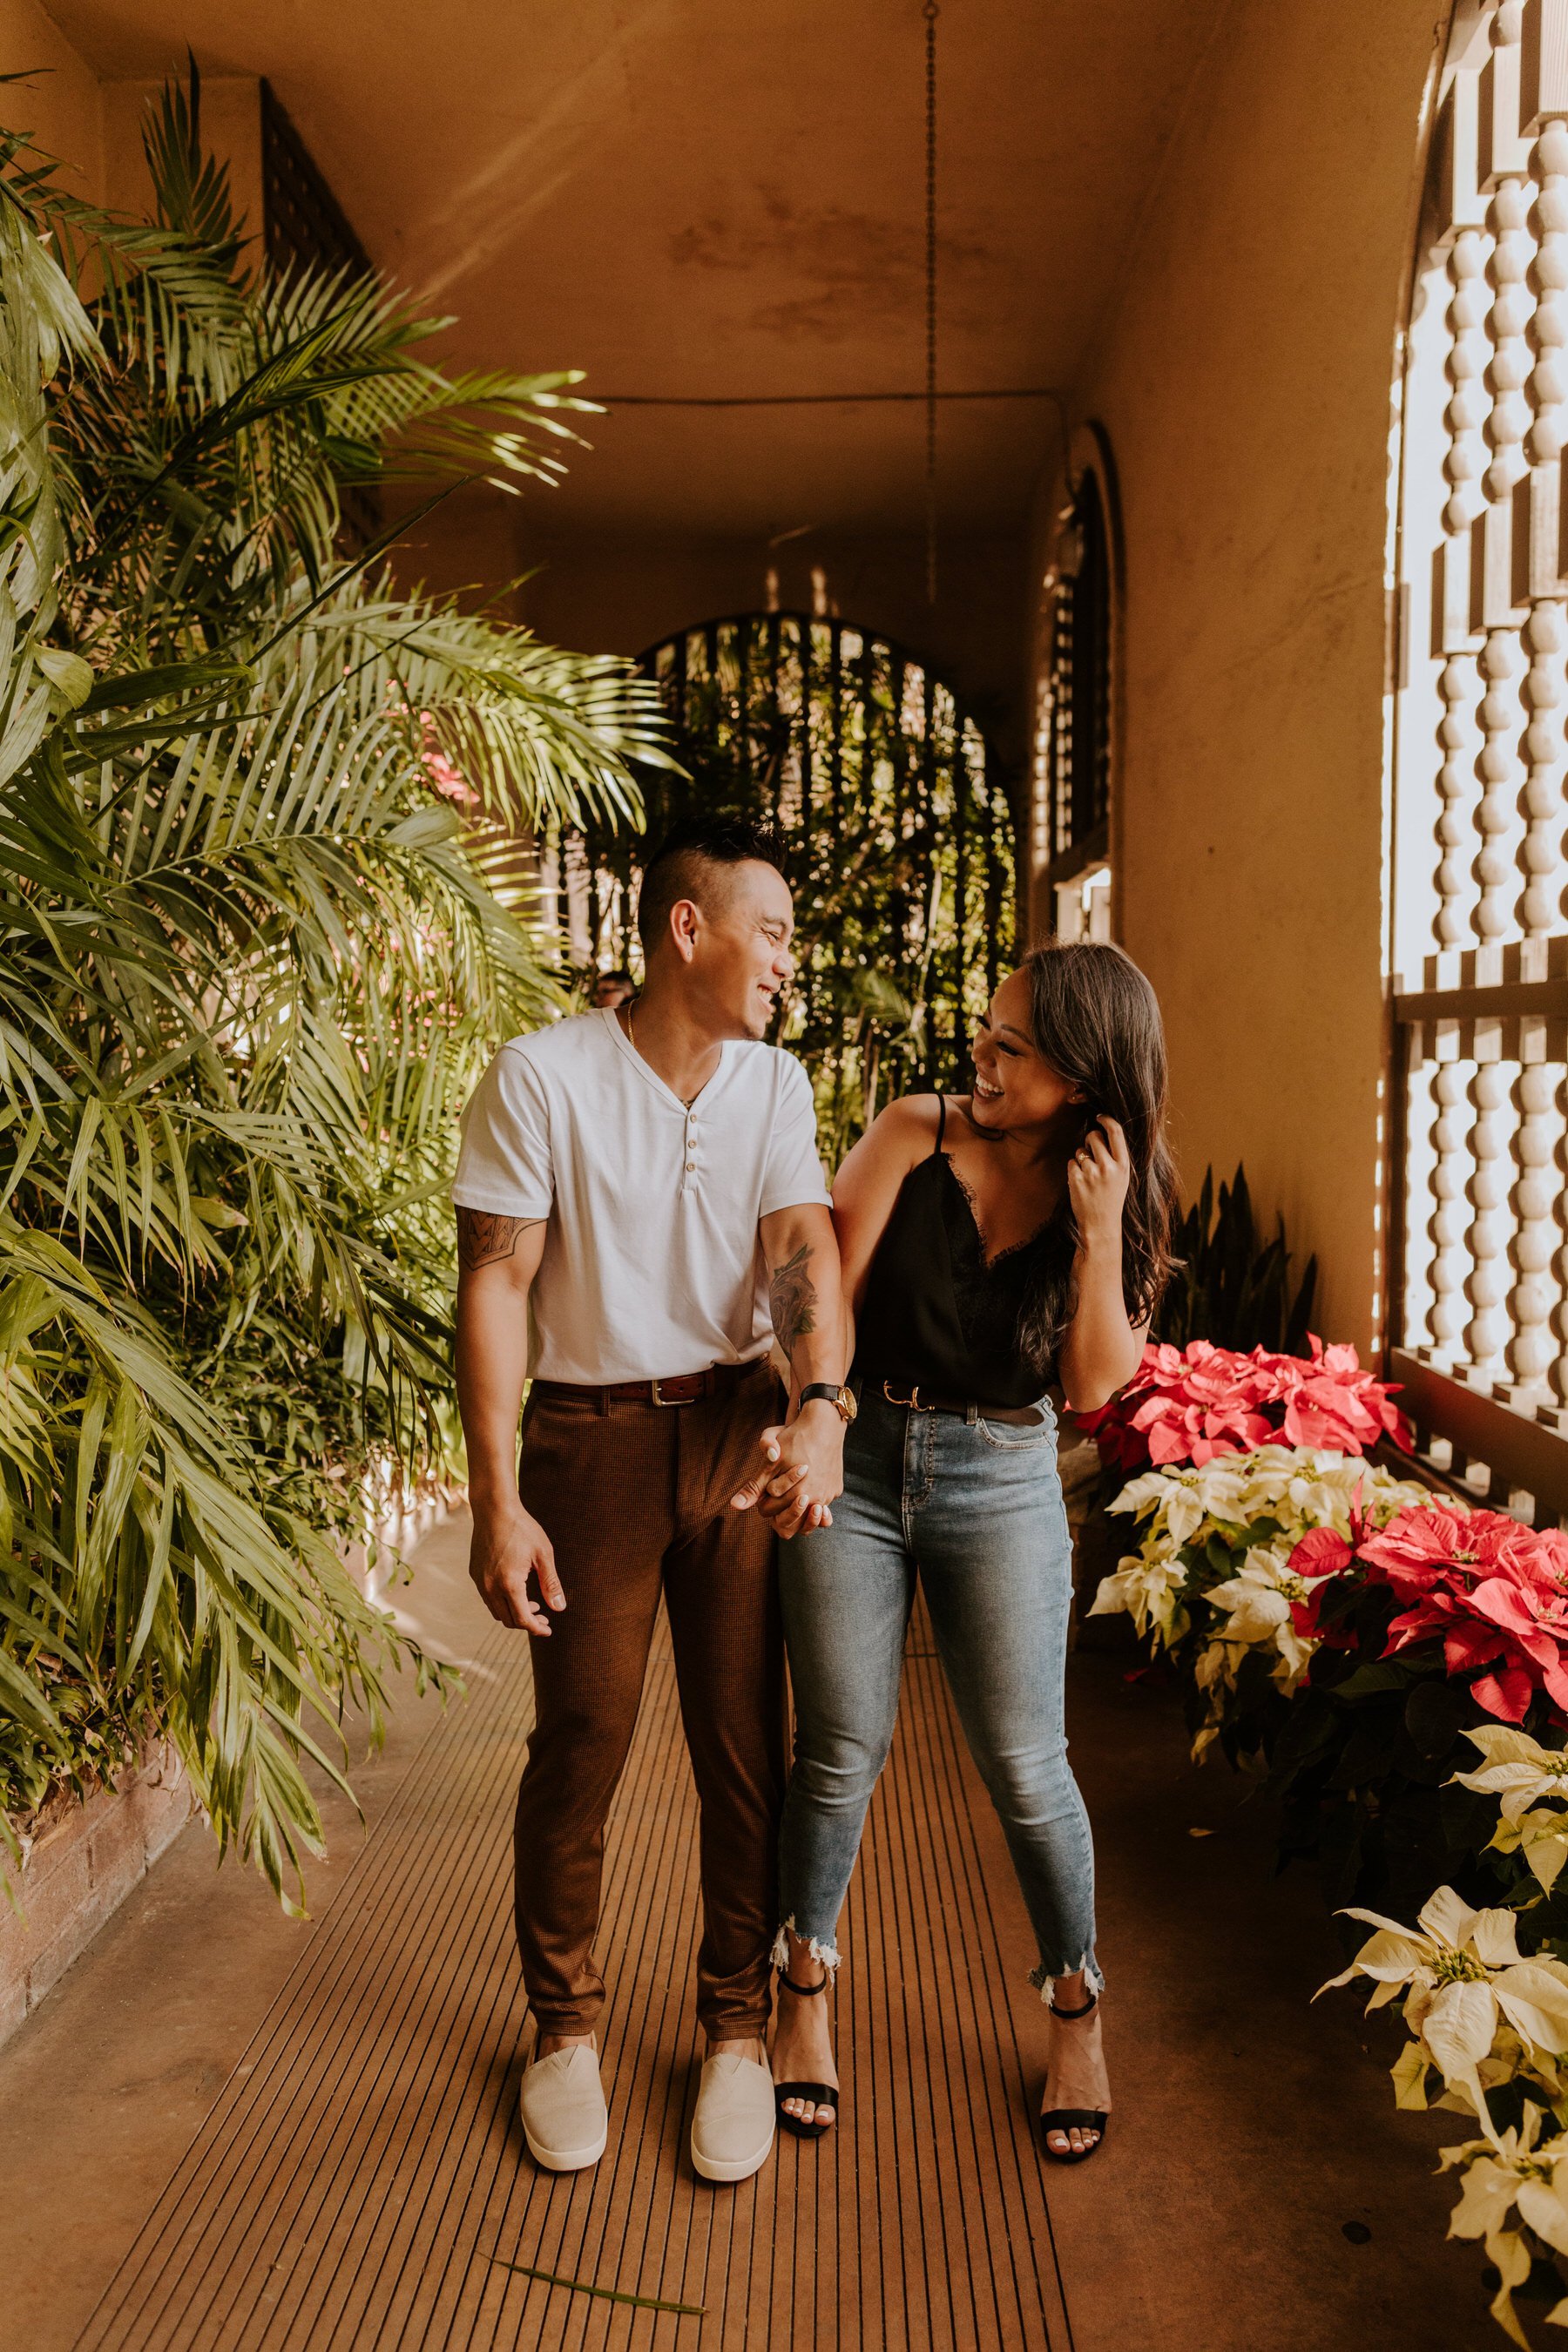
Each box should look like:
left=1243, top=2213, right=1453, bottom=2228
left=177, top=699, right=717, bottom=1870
left=0, top=1512, right=1496, bottom=2352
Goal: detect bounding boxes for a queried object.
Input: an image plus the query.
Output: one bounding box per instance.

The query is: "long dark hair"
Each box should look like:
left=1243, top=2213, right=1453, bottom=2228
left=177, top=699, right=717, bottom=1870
left=1010, top=941, right=1180, bottom=1375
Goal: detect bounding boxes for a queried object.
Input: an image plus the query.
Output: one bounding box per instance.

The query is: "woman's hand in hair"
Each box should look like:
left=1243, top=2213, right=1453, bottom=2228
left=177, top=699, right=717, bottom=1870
left=1059, top=1117, right=1145, bottom=1412
left=1066, top=1116, right=1131, bottom=1248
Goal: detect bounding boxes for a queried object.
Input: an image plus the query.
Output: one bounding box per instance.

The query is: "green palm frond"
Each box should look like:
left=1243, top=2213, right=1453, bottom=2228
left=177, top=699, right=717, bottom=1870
left=0, top=91, right=659, bottom=1902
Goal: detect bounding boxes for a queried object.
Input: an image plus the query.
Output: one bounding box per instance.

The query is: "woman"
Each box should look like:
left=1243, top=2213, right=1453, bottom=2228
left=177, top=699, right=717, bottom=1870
left=768, top=941, right=1178, bottom=2162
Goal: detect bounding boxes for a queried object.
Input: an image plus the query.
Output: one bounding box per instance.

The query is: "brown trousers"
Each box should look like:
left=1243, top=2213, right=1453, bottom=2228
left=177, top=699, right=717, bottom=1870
left=513, top=1362, right=785, bottom=2039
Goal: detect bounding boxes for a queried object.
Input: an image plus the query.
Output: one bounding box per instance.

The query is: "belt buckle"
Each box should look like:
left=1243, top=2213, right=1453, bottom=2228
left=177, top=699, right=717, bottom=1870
left=882, top=1381, right=930, bottom=1411
left=652, top=1375, right=699, bottom=1407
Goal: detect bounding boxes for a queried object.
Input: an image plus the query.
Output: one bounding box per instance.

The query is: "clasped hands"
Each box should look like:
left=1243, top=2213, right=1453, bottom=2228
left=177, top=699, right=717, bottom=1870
left=470, top=1400, right=846, bottom=1633
left=729, top=1399, right=845, bottom=1538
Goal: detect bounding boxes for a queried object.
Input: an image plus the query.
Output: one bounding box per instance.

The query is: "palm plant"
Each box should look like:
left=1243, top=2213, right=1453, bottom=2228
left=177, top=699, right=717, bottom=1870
left=0, top=85, right=666, bottom=1903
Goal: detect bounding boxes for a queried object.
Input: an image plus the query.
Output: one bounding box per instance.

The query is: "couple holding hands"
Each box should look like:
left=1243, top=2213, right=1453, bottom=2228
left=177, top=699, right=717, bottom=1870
left=452, top=817, right=1178, bottom=2185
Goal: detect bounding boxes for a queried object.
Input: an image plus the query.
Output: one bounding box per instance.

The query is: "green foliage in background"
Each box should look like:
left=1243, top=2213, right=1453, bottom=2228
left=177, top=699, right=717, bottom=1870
left=564, top=625, right=1017, bottom=1169
left=0, top=84, right=664, bottom=1900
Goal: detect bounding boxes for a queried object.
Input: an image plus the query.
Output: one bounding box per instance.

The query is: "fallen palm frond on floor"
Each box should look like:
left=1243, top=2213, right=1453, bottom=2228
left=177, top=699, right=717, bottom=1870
left=0, top=83, right=666, bottom=1903
left=486, top=2255, right=704, bottom=2318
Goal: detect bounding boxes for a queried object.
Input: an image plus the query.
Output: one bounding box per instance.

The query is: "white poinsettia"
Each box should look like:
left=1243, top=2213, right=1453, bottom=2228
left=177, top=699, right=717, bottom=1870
left=1320, top=1888, right=1568, bottom=2145
left=1101, top=1447, right=1432, bottom=1592
left=1451, top=1727, right=1568, bottom=1896
left=1106, top=1456, right=1254, bottom=1548
left=1092, top=1447, right=1437, bottom=1678
left=1088, top=1549, right=1190, bottom=1643
left=1441, top=2114, right=1568, bottom=2349
left=1279, top=1451, right=1431, bottom=1528
left=1092, top=1446, right=1440, bottom=1767
left=1199, top=1542, right=1332, bottom=1693
left=1186, top=1546, right=1333, bottom=1759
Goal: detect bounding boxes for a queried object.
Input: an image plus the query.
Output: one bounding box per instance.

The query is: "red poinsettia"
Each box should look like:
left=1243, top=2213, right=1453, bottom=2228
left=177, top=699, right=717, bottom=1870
left=1285, top=1524, right=1361, bottom=1649
left=1267, top=1340, right=1414, bottom=1454
left=1077, top=1337, right=1413, bottom=1473
left=1358, top=1504, right=1568, bottom=1724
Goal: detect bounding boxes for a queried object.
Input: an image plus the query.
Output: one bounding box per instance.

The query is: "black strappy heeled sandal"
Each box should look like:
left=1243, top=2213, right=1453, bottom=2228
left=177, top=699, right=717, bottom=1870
left=773, top=1967, right=842, bottom=2141
left=1040, top=1989, right=1108, bottom=2165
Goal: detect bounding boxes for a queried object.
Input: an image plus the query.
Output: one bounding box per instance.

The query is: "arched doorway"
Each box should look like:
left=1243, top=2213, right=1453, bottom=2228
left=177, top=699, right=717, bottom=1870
left=549, top=611, right=1017, bottom=1157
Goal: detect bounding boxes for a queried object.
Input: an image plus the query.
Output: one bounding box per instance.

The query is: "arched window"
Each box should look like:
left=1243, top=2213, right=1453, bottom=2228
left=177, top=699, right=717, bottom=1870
left=548, top=611, right=1016, bottom=1157
left=1033, top=431, right=1117, bottom=943
left=1388, top=0, right=1568, bottom=1517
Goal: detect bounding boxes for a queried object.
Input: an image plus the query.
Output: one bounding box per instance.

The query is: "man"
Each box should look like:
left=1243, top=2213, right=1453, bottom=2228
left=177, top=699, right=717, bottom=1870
left=589, top=966, right=634, bottom=1010
left=452, top=817, right=852, bottom=2185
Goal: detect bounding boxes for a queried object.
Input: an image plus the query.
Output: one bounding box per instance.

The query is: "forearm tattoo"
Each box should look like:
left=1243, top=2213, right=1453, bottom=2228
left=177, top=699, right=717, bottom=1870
left=769, top=1241, right=818, bottom=1361
left=456, top=1206, right=542, bottom=1272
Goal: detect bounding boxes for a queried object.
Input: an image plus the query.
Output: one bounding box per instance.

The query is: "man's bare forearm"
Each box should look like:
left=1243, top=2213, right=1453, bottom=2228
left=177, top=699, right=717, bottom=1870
left=454, top=1208, right=544, bottom=1504
left=762, top=1206, right=848, bottom=1398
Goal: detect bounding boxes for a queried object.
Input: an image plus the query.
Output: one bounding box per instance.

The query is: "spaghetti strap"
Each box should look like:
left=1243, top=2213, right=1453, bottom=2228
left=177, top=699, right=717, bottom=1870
left=932, top=1094, right=948, bottom=1156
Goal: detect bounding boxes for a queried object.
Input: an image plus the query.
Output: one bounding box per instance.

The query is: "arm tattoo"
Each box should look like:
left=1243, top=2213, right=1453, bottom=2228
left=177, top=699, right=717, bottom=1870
left=456, top=1206, right=543, bottom=1272
left=769, top=1241, right=818, bottom=1360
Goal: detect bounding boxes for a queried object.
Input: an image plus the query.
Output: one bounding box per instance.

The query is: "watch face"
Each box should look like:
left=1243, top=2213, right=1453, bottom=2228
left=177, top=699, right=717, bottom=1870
left=839, top=1385, right=858, bottom=1422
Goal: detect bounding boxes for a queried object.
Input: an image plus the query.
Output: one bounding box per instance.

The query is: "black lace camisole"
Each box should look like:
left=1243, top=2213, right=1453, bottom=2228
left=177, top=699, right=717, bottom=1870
left=852, top=1097, right=1064, bottom=1410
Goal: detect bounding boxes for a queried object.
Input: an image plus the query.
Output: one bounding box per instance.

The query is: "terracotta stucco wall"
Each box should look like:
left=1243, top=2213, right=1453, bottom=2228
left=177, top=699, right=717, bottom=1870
left=392, top=500, right=1036, bottom=774
left=0, top=23, right=263, bottom=245
left=0, top=0, right=103, bottom=196
left=519, top=528, right=1034, bottom=771
left=1061, top=0, right=1445, bottom=1354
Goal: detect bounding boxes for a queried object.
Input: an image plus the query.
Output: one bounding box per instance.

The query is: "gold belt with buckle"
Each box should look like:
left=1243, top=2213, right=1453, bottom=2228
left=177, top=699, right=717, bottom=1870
left=881, top=1379, right=1042, bottom=1428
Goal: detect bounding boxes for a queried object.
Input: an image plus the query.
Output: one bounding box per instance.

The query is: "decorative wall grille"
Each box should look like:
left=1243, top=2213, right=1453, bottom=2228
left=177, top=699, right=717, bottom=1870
left=553, top=612, right=1016, bottom=1157
left=260, top=82, right=373, bottom=286
left=1033, top=448, right=1114, bottom=939
left=1390, top=0, right=1568, bottom=1518
left=260, top=82, right=380, bottom=551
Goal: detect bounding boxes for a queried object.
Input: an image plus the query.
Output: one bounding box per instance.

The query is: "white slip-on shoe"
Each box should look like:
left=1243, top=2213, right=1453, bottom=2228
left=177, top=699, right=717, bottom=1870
left=519, top=2038, right=607, bottom=2172
left=690, top=2050, right=776, bottom=2184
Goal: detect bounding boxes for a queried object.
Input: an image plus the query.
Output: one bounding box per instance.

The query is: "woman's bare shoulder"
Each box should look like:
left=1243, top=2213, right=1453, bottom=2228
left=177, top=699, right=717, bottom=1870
left=837, top=1092, right=944, bottom=1190
left=876, top=1091, right=946, bottom=1139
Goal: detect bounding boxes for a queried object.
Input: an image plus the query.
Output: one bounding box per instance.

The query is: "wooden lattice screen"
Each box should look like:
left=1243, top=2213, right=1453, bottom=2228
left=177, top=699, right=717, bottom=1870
left=1390, top=0, right=1568, bottom=1519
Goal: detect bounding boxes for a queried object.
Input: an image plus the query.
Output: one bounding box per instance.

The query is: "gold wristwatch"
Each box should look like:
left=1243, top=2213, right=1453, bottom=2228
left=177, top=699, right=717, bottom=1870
left=799, top=1382, right=858, bottom=1423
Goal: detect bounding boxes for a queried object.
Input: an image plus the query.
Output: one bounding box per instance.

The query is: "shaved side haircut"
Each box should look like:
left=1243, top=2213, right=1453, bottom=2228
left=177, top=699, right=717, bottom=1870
left=636, top=816, right=787, bottom=958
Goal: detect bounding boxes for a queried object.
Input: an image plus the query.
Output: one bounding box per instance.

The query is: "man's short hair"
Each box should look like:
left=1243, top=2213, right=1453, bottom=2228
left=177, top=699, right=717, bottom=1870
left=636, top=816, right=787, bottom=957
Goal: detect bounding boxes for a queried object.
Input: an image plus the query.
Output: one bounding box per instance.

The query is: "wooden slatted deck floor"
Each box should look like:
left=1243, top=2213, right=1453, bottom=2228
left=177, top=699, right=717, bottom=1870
left=75, top=1602, right=1072, bottom=2352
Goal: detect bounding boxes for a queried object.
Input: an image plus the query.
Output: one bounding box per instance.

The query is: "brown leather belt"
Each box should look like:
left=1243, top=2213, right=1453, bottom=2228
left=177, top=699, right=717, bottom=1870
left=531, top=1361, right=772, bottom=1411
left=877, top=1379, right=1045, bottom=1428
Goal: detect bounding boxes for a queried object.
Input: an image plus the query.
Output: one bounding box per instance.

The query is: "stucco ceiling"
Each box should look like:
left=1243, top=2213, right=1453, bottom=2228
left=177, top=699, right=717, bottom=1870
left=45, top=0, right=1213, bottom=537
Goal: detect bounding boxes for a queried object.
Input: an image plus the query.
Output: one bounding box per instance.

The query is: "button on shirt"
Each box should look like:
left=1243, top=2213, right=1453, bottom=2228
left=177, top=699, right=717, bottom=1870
left=451, top=1010, right=832, bottom=1385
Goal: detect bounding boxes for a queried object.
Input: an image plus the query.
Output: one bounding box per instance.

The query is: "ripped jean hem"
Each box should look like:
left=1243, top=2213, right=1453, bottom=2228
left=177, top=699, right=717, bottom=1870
left=1029, top=1953, right=1105, bottom=2004
left=772, top=1916, right=842, bottom=1975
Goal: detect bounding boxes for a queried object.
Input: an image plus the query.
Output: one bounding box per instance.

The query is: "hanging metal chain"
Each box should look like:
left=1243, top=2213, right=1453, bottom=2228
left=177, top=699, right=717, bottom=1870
left=924, top=0, right=939, bottom=604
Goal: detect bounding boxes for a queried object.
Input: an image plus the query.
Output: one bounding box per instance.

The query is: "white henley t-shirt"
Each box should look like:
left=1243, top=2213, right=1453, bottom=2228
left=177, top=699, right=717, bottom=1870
left=450, top=1009, right=833, bottom=1386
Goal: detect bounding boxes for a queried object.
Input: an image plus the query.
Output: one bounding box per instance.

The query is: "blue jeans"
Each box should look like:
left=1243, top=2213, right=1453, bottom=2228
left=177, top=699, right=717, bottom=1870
left=775, top=1386, right=1099, bottom=1997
